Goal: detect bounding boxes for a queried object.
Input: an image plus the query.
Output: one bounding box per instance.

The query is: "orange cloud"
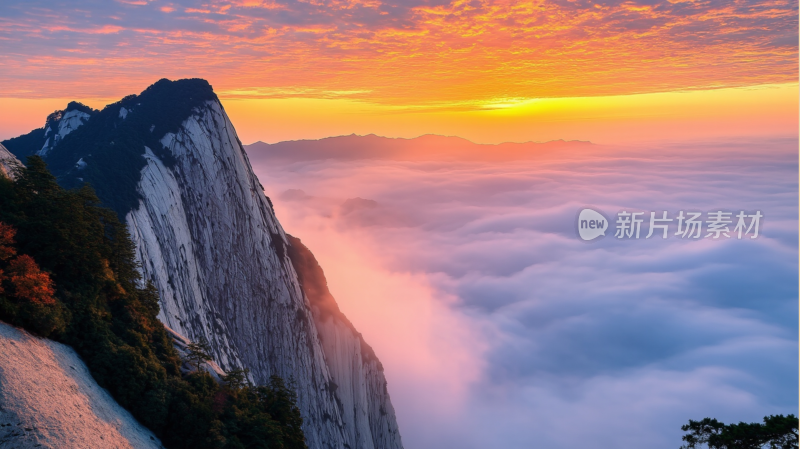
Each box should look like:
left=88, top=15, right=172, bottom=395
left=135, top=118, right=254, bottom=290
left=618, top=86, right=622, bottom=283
left=40, top=24, right=124, bottom=34
left=0, top=0, right=795, bottom=108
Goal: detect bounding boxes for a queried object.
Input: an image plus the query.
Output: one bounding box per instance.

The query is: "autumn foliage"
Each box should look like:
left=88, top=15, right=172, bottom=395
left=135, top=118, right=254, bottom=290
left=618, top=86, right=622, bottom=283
left=0, top=222, right=16, bottom=261
left=6, top=254, right=56, bottom=305
left=0, top=223, right=56, bottom=305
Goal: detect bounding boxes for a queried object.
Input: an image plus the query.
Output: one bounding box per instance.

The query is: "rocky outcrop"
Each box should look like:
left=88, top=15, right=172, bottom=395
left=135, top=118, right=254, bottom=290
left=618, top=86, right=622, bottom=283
left=123, top=95, right=403, bottom=449
left=0, top=321, right=163, bottom=449
left=0, top=143, right=21, bottom=180
left=163, top=325, right=227, bottom=382
left=1, top=102, right=94, bottom=161
left=38, top=107, right=91, bottom=157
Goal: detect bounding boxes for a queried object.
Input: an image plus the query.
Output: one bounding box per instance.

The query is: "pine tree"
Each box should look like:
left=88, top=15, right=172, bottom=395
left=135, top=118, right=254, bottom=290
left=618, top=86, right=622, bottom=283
left=187, top=338, right=213, bottom=372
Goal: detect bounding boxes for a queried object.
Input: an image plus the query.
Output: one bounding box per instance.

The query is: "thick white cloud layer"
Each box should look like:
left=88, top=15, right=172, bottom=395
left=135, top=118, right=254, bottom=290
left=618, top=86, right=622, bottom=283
left=248, top=137, right=798, bottom=449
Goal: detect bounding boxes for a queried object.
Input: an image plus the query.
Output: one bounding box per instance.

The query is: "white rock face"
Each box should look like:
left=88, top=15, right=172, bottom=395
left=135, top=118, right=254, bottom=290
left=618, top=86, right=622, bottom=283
left=39, top=138, right=50, bottom=155
left=125, top=100, right=403, bottom=449
left=0, top=321, right=163, bottom=449
left=38, top=109, right=90, bottom=156
left=0, top=143, right=22, bottom=180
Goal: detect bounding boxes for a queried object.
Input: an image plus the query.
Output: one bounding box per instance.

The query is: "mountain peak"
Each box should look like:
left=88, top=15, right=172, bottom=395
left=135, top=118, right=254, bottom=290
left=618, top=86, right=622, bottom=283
left=145, top=78, right=214, bottom=96
left=1, top=78, right=221, bottom=217
left=64, top=101, right=96, bottom=115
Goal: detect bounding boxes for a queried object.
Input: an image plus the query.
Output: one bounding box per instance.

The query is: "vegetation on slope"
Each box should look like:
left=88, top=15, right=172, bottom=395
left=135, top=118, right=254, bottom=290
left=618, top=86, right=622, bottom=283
left=0, top=156, right=307, bottom=449
left=681, top=415, right=798, bottom=449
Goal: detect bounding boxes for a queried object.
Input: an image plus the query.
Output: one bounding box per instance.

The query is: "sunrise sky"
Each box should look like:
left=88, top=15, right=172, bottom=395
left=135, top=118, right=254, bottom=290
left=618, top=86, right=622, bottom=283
left=0, top=0, right=797, bottom=143
left=1, top=2, right=798, bottom=449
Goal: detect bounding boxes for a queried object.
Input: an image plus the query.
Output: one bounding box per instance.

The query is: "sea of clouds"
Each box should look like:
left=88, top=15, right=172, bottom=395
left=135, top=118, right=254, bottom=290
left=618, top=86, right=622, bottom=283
left=248, top=137, right=798, bottom=449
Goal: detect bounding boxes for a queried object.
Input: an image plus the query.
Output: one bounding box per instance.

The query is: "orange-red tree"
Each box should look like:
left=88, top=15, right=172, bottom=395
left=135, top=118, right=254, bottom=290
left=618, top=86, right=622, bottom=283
left=0, top=222, right=15, bottom=295
left=0, top=221, right=61, bottom=335
left=0, top=222, right=16, bottom=261
left=6, top=255, right=56, bottom=305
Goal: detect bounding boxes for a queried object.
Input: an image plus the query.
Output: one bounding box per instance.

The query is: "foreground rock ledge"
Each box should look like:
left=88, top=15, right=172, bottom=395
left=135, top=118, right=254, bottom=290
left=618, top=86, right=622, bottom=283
left=0, top=321, right=163, bottom=449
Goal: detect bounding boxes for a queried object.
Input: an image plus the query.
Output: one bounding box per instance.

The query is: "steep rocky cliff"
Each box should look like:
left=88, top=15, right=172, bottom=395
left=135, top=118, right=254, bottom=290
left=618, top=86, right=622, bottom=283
left=2, top=79, right=403, bottom=449
left=123, top=98, right=354, bottom=449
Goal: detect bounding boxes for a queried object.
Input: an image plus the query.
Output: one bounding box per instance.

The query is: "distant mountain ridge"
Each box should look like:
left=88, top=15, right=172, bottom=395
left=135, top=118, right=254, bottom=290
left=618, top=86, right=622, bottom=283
left=245, top=133, right=594, bottom=163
